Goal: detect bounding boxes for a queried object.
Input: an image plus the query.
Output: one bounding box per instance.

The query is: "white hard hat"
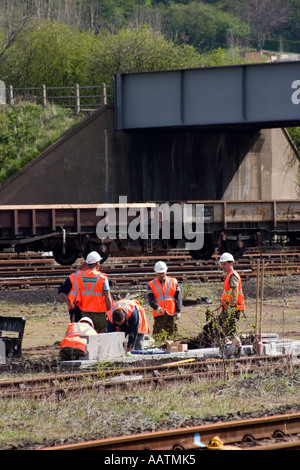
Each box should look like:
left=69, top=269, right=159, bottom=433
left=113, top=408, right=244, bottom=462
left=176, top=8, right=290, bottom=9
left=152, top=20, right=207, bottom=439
left=219, top=252, right=234, bottom=263
left=86, top=251, right=102, bottom=264
left=154, top=261, right=168, bottom=273
left=79, top=317, right=94, bottom=328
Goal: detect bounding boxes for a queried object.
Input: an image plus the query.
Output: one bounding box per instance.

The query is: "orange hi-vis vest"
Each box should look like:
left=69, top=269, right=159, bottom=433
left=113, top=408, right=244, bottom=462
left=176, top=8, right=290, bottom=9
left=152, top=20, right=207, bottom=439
left=111, top=299, right=150, bottom=334
left=221, top=269, right=245, bottom=311
left=60, top=322, right=97, bottom=355
left=68, top=270, right=81, bottom=309
left=107, top=299, right=150, bottom=334
left=76, top=268, right=108, bottom=313
left=148, top=276, right=178, bottom=317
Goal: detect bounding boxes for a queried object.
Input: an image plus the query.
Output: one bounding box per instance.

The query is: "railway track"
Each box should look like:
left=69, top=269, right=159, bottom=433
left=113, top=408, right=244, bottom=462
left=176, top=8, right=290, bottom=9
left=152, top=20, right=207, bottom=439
left=0, top=354, right=298, bottom=399
left=0, top=251, right=299, bottom=289
left=1, top=355, right=300, bottom=451
left=0, top=251, right=298, bottom=451
left=4, top=355, right=300, bottom=451
left=40, top=412, right=300, bottom=450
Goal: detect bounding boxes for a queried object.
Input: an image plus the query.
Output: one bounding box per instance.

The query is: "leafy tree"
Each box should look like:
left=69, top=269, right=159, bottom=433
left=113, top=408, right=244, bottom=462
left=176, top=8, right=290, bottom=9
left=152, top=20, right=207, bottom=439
left=1, top=21, right=93, bottom=88
left=1, top=21, right=202, bottom=89
left=200, top=47, right=246, bottom=66
left=287, top=127, right=300, bottom=153
left=162, top=1, right=250, bottom=51
left=287, top=0, right=300, bottom=40
left=88, top=26, right=202, bottom=86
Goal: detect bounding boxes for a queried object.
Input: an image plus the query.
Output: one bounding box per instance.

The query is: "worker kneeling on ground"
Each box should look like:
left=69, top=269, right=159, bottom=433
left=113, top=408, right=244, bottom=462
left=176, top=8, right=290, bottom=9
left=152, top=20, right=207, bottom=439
left=107, top=299, right=149, bottom=353
left=60, top=317, right=97, bottom=361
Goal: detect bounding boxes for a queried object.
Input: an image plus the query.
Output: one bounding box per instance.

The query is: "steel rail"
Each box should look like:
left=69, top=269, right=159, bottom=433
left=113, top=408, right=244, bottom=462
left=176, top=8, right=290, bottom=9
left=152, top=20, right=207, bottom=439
left=0, top=354, right=298, bottom=399
left=0, top=254, right=299, bottom=289
left=39, top=412, right=300, bottom=450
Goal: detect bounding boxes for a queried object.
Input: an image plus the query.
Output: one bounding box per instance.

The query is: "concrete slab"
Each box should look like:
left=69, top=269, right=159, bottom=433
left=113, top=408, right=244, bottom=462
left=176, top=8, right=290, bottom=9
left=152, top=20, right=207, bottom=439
left=60, top=333, right=300, bottom=369
left=80, top=332, right=125, bottom=361
left=60, top=347, right=222, bottom=369
left=264, top=339, right=300, bottom=356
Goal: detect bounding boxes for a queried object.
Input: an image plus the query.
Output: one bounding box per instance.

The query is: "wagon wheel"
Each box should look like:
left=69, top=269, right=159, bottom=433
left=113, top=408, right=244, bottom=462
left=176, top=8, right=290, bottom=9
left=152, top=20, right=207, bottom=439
left=52, top=245, right=79, bottom=266
left=189, top=234, right=215, bottom=260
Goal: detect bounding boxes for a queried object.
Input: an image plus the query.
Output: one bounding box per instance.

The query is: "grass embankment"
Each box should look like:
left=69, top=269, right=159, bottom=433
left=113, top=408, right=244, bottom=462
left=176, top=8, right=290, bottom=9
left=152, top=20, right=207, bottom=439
left=0, top=102, right=83, bottom=184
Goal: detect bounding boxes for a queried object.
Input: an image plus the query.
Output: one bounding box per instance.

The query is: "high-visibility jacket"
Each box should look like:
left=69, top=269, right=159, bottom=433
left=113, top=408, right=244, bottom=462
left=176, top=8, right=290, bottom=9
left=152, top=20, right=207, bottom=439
left=148, top=277, right=178, bottom=317
left=108, top=299, right=150, bottom=334
left=67, top=270, right=81, bottom=309
left=60, top=322, right=97, bottom=355
left=221, top=270, right=245, bottom=311
left=75, top=268, right=109, bottom=313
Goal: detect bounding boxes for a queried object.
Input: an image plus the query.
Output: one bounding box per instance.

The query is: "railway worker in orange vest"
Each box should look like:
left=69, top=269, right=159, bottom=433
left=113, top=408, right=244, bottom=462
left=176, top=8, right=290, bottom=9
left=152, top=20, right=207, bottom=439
left=60, top=317, right=97, bottom=361
left=147, top=261, right=182, bottom=339
left=107, top=299, right=148, bottom=353
left=75, top=251, right=112, bottom=333
left=58, top=251, right=112, bottom=333
left=59, top=268, right=83, bottom=323
left=219, top=252, right=245, bottom=356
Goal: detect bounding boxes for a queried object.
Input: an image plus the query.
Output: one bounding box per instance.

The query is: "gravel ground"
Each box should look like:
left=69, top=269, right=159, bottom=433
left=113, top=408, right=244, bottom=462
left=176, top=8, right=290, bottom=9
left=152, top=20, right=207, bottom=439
left=0, top=276, right=299, bottom=449
left=0, top=275, right=298, bottom=370
left=8, top=370, right=300, bottom=450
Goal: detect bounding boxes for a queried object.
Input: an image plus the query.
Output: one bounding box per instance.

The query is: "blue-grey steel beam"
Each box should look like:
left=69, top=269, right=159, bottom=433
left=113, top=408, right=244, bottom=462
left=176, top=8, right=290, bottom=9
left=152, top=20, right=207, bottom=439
left=115, top=61, right=300, bottom=129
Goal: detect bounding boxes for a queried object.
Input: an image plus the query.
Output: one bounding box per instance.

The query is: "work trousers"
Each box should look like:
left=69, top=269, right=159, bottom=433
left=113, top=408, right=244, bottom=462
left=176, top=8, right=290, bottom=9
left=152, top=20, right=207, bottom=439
left=134, top=333, right=145, bottom=351
left=60, top=347, right=86, bottom=361
left=83, top=312, right=107, bottom=333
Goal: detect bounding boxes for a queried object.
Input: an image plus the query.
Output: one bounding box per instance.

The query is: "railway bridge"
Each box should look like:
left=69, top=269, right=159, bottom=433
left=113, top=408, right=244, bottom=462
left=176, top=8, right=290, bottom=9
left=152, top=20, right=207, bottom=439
left=0, top=61, right=299, bottom=205
left=0, top=62, right=299, bottom=263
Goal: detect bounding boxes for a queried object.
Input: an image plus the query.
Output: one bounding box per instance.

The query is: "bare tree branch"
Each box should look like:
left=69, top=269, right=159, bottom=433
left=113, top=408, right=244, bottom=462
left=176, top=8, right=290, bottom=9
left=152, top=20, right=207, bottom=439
left=246, top=0, right=290, bottom=51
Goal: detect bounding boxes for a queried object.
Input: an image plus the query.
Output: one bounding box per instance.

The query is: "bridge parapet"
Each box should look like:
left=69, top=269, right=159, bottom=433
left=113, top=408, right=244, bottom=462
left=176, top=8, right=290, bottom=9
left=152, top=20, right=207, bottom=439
left=115, top=61, right=300, bottom=130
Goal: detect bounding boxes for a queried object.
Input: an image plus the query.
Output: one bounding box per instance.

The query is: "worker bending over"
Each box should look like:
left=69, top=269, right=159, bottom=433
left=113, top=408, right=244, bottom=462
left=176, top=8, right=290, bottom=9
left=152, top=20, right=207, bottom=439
left=107, top=299, right=149, bottom=353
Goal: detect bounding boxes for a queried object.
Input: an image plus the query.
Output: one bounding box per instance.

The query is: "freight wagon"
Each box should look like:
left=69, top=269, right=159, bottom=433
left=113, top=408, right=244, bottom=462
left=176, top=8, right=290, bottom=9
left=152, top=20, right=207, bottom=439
left=0, top=200, right=299, bottom=265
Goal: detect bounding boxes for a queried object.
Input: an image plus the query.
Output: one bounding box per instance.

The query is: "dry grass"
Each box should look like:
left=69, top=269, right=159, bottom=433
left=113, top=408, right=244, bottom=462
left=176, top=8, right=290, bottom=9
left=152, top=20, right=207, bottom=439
left=1, top=368, right=300, bottom=449
left=0, top=276, right=299, bottom=449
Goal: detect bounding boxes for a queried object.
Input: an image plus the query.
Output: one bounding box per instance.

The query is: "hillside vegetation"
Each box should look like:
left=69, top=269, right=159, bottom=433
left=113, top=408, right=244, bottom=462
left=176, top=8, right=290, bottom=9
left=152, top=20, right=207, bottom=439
left=0, top=0, right=299, bottom=91
left=0, top=0, right=299, bottom=182
left=0, top=103, right=83, bottom=184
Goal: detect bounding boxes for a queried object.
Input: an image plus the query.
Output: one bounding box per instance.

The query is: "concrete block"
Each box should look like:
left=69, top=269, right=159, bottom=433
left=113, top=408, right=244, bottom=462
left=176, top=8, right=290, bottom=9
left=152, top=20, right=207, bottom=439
left=241, top=345, right=253, bottom=356
left=80, top=332, right=125, bottom=361
left=290, top=341, right=300, bottom=355
left=0, top=339, right=6, bottom=365
left=264, top=339, right=295, bottom=356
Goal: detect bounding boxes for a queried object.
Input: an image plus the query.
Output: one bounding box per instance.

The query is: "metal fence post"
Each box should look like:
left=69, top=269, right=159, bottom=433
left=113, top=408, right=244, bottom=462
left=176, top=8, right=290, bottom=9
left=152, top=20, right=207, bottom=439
left=75, top=84, right=80, bottom=114
left=5, top=83, right=111, bottom=112
left=101, top=83, right=107, bottom=105
left=42, top=84, right=47, bottom=107
left=9, top=85, right=14, bottom=106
